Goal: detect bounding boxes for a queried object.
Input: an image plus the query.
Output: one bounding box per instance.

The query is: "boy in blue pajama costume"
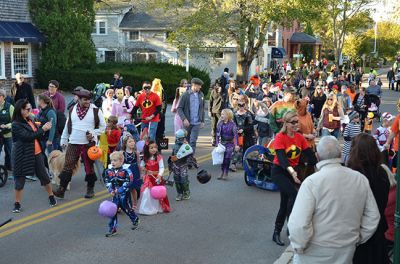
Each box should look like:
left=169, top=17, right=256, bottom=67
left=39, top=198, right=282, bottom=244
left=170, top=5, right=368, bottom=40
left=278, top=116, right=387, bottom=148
left=104, top=151, right=139, bottom=237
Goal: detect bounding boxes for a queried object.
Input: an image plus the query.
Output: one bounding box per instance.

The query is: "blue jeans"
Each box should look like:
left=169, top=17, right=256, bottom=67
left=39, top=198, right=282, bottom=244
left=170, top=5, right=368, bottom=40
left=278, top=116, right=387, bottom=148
left=0, top=137, right=12, bottom=171
left=186, top=124, right=201, bottom=154
left=321, top=128, right=340, bottom=139
left=141, top=122, right=158, bottom=141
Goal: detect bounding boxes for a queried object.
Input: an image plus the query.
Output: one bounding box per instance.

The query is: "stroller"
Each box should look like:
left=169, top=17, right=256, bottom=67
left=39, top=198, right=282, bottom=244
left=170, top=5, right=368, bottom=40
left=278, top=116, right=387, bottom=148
left=243, top=144, right=278, bottom=191
left=367, top=94, right=381, bottom=120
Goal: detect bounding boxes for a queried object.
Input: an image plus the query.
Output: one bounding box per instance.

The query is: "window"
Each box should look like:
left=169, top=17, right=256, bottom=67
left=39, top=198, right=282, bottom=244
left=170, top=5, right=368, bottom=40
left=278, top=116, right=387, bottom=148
left=131, top=52, right=158, bottom=62
left=128, top=31, right=140, bottom=41
left=0, top=43, right=4, bottom=79
left=11, top=42, right=32, bottom=77
left=214, top=51, right=224, bottom=59
left=92, top=20, right=107, bottom=35
left=104, top=51, right=115, bottom=62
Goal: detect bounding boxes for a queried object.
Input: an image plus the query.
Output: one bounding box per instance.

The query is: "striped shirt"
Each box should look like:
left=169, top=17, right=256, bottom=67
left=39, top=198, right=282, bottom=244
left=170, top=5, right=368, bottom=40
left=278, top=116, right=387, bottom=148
left=342, top=122, right=361, bottom=162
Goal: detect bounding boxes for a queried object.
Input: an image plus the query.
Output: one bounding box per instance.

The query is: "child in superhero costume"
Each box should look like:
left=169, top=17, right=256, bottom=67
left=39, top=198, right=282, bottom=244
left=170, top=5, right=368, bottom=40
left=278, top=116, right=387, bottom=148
left=104, top=151, right=139, bottom=237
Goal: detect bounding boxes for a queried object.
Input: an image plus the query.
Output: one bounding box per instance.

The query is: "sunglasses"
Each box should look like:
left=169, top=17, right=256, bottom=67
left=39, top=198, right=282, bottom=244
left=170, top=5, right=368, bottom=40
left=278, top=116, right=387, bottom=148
left=25, top=108, right=31, bottom=111
left=238, top=103, right=245, bottom=107
left=143, top=86, right=151, bottom=90
left=287, top=120, right=298, bottom=125
left=327, top=98, right=333, bottom=101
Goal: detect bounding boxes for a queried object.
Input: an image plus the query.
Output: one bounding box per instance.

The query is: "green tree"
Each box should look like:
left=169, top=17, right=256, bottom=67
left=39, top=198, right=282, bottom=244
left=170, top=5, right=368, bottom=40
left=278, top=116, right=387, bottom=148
left=144, top=0, right=322, bottom=80
left=311, top=0, right=374, bottom=66
left=29, top=0, right=96, bottom=71
left=300, top=22, right=315, bottom=62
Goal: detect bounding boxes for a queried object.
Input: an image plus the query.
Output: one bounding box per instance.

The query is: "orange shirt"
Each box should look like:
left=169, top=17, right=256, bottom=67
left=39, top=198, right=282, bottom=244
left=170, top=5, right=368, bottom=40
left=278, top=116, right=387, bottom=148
left=346, top=89, right=356, bottom=102
left=391, top=114, right=400, bottom=151
left=27, top=120, right=42, bottom=155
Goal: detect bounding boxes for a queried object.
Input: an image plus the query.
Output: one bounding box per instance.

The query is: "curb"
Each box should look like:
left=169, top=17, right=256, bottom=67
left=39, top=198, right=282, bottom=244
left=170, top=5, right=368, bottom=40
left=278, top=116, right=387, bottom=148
left=273, top=246, right=293, bottom=264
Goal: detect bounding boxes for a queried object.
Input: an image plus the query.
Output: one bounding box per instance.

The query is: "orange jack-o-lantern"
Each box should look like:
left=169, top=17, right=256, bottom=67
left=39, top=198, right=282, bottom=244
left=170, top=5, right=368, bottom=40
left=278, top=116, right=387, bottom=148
left=87, top=146, right=102, bottom=161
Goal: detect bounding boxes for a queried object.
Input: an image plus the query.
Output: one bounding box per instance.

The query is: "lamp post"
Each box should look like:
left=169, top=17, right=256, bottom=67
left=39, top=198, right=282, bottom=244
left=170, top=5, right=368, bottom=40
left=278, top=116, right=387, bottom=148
left=395, top=145, right=400, bottom=263
left=186, top=44, right=190, bottom=72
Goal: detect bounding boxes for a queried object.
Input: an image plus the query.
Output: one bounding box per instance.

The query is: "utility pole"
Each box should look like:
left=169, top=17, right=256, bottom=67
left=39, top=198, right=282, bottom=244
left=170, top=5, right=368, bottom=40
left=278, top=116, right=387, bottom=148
left=186, top=44, right=190, bottom=72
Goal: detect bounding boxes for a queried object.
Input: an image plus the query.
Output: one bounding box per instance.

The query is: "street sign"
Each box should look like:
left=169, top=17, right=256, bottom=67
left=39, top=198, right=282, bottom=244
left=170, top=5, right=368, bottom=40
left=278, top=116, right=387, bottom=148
left=293, top=54, right=303, bottom=58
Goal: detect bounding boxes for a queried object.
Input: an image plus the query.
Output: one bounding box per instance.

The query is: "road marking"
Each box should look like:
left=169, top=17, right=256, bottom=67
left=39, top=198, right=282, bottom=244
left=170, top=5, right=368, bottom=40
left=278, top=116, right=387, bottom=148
left=0, top=193, right=110, bottom=239
left=0, top=154, right=212, bottom=238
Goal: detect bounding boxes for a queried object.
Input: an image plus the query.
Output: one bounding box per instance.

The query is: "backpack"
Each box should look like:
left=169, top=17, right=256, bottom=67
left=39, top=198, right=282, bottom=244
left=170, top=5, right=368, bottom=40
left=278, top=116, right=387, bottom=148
left=92, top=83, right=108, bottom=108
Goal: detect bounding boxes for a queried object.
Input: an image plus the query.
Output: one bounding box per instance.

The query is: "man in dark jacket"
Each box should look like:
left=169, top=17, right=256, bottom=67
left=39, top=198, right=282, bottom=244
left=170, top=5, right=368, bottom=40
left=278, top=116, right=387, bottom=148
left=11, top=73, right=36, bottom=108
left=177, top=78, right=205, bottom=153
left=110, top=72, right=123, bottom=90
left=387, top=68, right=395, bottom=90
left=209, top=79, right=224, bottom=146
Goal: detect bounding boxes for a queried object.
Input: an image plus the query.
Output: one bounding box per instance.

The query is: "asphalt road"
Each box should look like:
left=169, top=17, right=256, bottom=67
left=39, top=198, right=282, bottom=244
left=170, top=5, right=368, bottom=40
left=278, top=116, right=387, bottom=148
left=0, top=101, right=284, bottom=264
left=0, top=68, right=398, bottom=264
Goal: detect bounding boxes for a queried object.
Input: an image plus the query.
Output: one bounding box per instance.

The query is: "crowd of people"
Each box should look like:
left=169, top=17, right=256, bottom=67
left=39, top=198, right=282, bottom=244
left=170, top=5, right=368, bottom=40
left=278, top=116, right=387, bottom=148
left=1, top=58, right=399, bottom=259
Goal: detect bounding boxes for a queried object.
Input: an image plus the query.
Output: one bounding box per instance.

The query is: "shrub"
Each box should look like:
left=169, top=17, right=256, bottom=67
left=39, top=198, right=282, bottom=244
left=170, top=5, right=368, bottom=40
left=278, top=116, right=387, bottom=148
left=36, top=62, right=210, bottom=102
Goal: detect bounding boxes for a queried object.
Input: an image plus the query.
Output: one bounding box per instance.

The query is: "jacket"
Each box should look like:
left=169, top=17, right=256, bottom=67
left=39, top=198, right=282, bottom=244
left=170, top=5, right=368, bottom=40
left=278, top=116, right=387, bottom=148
left=288, top=158, right=380, bottom=253
left=209, top=88, right=223, bottom=114
left=177, top=89, right=205, bottom=124
left=12, top=120, right=46, bottom=177
left=12, top=82, right=36, bottom=108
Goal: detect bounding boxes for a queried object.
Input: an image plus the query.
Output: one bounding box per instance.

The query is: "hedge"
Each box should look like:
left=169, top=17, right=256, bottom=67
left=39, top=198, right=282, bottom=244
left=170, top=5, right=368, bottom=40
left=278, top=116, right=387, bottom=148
left=36, top=62, right=211, bottom=102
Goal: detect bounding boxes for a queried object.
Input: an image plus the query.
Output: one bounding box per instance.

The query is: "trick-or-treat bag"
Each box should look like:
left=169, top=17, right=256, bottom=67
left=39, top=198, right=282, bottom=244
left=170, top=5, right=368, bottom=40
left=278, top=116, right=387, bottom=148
left=212, top=147, right=224, bottom=165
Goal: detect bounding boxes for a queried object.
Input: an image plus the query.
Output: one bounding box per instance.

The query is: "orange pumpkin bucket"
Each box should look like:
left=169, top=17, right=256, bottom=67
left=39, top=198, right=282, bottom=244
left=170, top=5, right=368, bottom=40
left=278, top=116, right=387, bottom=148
left=87, top=146, right=103, bottom=161
left=238, top=135, right=244, bottom=147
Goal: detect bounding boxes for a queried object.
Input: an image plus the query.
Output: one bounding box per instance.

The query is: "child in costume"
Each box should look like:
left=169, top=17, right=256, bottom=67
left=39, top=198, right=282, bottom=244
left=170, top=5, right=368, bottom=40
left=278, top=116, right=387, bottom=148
left=364, top=112, right=374, bottom=134
left=105, top=115, right=121, bottom=162
left=342, top=111, right=361, bottom=164
left=255, top=101, right=272, bottom=147
left=104, top=151, right=139, bottom=237
left=374, top=112, right=394, bottom=151
left=216, top=109, right=239, bottom=180
left=169, top=129, right=198, bottom=201
left=111, top=88, right=133, bottom=126
left=122, top=136, right=142, bottom=209
left=138, top=140, right=170, bottom=215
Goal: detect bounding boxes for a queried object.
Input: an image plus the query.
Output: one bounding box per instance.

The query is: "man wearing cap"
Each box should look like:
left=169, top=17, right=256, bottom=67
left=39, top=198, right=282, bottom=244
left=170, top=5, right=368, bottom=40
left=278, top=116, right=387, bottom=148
left=132, top=81, right=162, bottom=141
left=177, top=78, right=205, bottom=153
left=269, top=86, right=296, bottom=134
left=43, top=80, right=66, bottom=113
left=0, top=89, right=14, bottom=172
left=53, top=87, right=106, bottom=199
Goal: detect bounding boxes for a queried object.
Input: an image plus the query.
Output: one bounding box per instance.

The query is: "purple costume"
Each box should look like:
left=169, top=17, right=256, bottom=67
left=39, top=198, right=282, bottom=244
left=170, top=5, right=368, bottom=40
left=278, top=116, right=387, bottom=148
left=216, top=121, right=238, bottom=173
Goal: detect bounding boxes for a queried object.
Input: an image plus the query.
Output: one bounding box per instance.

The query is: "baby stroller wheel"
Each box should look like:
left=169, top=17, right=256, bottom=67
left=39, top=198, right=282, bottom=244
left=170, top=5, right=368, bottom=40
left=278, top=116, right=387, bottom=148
left=244, top=172, right=252, bottom=186
left=0, top=165, right=8, bottom=187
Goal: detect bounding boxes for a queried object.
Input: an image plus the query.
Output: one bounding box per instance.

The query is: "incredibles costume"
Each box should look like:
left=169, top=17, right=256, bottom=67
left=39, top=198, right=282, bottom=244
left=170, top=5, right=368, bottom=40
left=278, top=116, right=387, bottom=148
left=104, top=167, right=139, bottom=234
left=271, top=131, right=317, bottom=245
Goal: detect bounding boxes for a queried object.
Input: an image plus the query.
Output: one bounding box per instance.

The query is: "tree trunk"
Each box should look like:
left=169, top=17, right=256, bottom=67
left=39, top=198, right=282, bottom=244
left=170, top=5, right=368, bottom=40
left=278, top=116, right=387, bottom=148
left=236, top=51, right=251, bottom=82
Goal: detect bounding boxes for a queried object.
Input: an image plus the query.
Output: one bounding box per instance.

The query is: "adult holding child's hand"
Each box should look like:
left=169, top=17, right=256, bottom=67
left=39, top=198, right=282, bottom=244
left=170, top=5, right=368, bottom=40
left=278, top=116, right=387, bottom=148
left=11, top=99, right=57, bottom=213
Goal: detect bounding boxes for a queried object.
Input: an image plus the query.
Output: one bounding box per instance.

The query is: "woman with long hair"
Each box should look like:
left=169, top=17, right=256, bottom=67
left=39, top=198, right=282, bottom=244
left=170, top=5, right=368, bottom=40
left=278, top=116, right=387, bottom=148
left=347, top=133, right=390, bottom=264
left=171, top=81, right=187, bottom=133
left=353, top=86, right=370, bottom=131
left=37, top=94, right=58, bottom=153
left=271, top=110, right=317, bottom=246
left=310, top=85, right=326, bottom=120
left=318, top=92, right=343, bottom=138
left=11, top=99, right=56, bottom=213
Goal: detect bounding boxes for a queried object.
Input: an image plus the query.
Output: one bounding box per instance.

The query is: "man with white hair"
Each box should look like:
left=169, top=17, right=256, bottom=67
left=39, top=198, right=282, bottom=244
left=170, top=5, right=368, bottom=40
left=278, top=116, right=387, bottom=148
left=288, top=136, right=380, bottom=263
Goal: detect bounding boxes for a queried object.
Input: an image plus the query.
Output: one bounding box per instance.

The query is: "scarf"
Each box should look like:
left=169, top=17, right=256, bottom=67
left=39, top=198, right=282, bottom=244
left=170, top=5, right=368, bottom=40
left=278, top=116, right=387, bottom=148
left=76, top=103, right=89, bottom=120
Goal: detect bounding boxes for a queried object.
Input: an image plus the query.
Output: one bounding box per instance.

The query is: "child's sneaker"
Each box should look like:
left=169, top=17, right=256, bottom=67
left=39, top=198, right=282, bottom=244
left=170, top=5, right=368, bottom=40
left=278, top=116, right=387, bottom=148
left=12, top=202, right=21, bottom=213
left=175, top=194, right=183, bottom=201
left=49, top=195, right=57, bottom=207
left=105, top=228, right=117, bottom=237
left=182, top=192, right=190, bottom=200
left=131, top=218, right=140, bottom=230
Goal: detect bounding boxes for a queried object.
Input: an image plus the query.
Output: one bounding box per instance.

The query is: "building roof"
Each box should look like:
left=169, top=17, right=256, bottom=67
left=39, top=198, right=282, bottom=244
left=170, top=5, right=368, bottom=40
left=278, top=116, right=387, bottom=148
left=0, top=21, right=45, bottom=43
left=290, top=32, right=321, bottom=44
left=119, top=11, right=174, bottom=30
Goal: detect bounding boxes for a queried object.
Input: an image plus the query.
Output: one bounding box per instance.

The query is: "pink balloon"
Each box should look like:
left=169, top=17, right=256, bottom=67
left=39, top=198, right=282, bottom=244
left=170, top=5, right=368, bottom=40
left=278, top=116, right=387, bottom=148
left=98, top=200, right=117, bottom=218
left=150, top=186, right=167, bottom=200
left=32, top=108, right=40, bottom=116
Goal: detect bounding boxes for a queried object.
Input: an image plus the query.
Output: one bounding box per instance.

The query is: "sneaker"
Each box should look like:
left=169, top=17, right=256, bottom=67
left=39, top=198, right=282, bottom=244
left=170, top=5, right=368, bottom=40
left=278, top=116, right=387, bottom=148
left=229, top=164, right=237, bottom=172
left=49, top=195, right=57, bottom=207
left=175, top=194, right=183, bottom=201
left=105, top=228, right=117, bottom=237
left=25, top=176, right=37, bottom=181
left=12, top=202, right=21, bottom=213
left=131, top=218, right=140, bottom=230
left=182, top=193, right=190, bottom=200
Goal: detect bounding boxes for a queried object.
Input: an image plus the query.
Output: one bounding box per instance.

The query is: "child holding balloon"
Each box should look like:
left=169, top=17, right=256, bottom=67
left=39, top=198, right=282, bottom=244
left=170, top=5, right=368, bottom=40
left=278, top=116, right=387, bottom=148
left=104, top=151, right=139, bottom=237
left=138, top=140, right=170, bottom=215
left=121, top=136, right=142, bottom=209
